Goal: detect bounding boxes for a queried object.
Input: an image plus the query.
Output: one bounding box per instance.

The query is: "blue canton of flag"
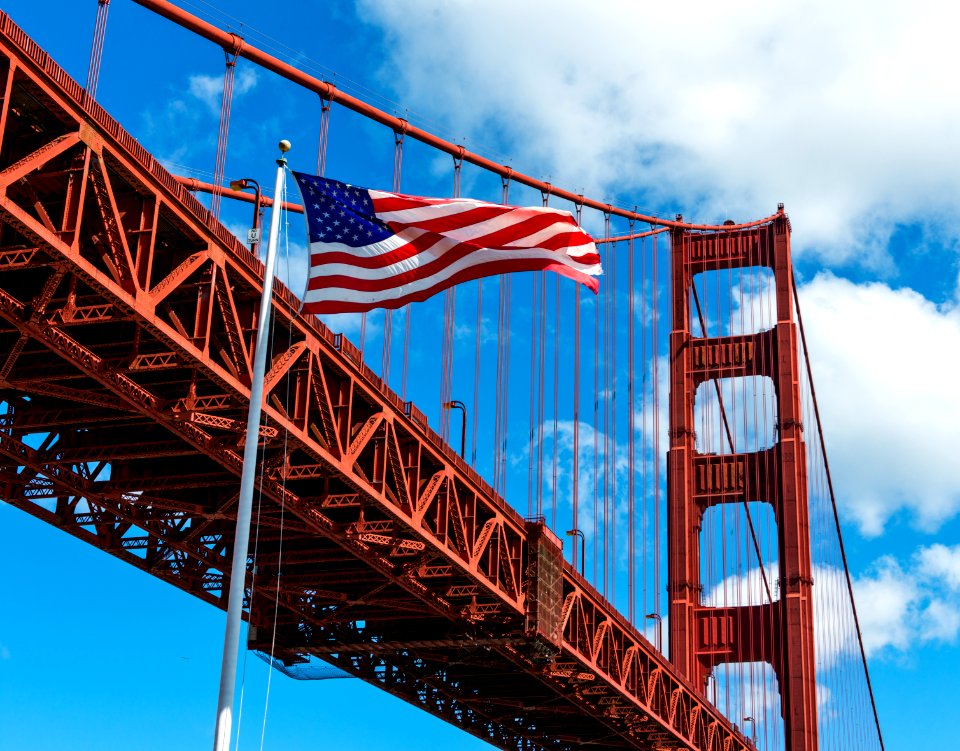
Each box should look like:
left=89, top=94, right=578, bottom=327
left=298, top=174, right=393, bottom=247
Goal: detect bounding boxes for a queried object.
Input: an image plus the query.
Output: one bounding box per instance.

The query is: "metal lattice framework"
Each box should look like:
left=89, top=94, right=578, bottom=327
left=0, top=13, right=760, bottom=751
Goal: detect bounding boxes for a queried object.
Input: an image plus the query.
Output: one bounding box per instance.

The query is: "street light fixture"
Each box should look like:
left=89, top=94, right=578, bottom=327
left=442, top=400, right=467, bottom=458
left=565, top=528, right=586, bottom=575
left=645, top=612, right=663, bottom=652
left=229, top=177, right=263, bottom=253
left=704, top=672, right=716, bottom=704
left=743, top=716, right=756, bottom=745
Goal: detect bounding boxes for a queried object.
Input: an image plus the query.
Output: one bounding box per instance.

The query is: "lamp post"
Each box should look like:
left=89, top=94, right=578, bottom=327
left=443, top=400, right=466, bottom=458
left=565, top=528, right=585, bottom=575
left=743, top=716, right=756, bottom=746
left=229, top=177, right=263, bottom=253
left=645, top=612, right=662, bottom=652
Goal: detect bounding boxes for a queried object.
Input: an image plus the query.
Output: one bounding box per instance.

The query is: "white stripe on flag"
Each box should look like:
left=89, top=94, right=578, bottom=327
left=305, top=244, right=602, bottom=305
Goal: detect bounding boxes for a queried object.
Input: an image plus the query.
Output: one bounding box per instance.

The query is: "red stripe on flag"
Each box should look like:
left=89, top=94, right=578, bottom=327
left=310, top=231, right=440, bottom=270
left=309, top=228, right=597, bottom=293
left=310, top=212, right=597, bottom=273
left=371, top=194, right=463, bottom=212
left=381, top=203, right=514, bottom=234
left=303, top=259, right=600, bottom=314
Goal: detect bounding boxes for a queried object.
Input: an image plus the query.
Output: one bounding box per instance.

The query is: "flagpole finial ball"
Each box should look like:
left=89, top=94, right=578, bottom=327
left=278, top=139, right=292, bottom=153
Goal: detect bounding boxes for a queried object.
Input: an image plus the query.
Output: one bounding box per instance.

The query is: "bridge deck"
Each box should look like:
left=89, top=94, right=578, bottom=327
left=0, top=13, right=750, bottom=751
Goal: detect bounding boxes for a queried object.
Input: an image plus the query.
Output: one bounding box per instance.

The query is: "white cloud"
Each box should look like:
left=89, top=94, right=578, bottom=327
left=360, top=0, right=960, bottom=267
left=142, top=66, right=260, bottom=166
left=797, top=274, right=960, bottom=535
left=854, top=556, right=919, bottom=654
left=188, top=66, right=259, bottom=116
left=702, top=564, right=778, bottom=609
left=916, top=543, right=960, bottom=590
left=854, top=548, right=960, bottom=656
left=919, top=600, right=960, bottom=642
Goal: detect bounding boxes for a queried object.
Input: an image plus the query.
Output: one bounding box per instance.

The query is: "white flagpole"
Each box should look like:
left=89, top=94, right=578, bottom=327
left=213, top=139, right=291, bottom=751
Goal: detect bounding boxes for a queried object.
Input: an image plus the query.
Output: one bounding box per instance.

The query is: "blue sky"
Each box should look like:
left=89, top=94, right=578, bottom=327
left=2, top=1, right=959, bottom=749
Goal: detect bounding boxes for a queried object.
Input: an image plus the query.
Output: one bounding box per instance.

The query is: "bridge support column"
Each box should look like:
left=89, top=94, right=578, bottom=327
left=667, top=216, right=818, bottom=751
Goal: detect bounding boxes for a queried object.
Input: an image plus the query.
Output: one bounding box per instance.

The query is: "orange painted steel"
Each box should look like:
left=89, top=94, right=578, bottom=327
left=175, top=176, right=666, bottom=244
left=667, top=222, right=818, bottom=750
left=0, top=13, right=755, bottom=751
left=132, top=0, right=782, bottom=234
left=601, top=227, right=669, bottom=244
left=176, top=175, right=305, bottom=213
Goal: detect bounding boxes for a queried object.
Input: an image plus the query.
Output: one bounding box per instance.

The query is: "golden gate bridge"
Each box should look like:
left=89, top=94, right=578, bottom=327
left=0, top=2, right=884, bottom=749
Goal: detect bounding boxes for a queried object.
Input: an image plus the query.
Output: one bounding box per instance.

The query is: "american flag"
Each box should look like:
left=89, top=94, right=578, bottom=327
left=291, top=171, right=602, bottom=314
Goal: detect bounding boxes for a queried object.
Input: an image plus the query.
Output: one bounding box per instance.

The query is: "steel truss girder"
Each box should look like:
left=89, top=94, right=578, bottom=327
left=0, top=14, right=751, bottom=751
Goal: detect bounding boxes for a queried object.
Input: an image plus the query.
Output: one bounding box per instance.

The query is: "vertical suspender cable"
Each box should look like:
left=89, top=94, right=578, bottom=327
left=382, top=322, right=393, bottom=390
left=211, top=37, right=243, bottom=219
left=627, top=219, right=636, bottom=624
left=550, top=271, right=560, bottom=528
left=401, top=210, right=412, bottom=400
left=383, top=129, right=404, bottom=385
left=537, top=266, right=547, bottom=517
left=470, top=163, right=486, bottom=469
left=493, top=274, right=508, bottom=492
left=744, top=226, right=764, bottom=739
left=500, top=276, right=512, bottom=494
left=536, top=190, right=550, bottom=517
left=402, top=304, right=412, bottom=401
left=593, top=228, right=600, bottom=584
left=85, top=0, right=110, bottom=103
left=494, top=273, right=508, bottom=493
left=573, top=282, right=582, bottom=570
left=601, top=221, right=610, bottom=595
left=602, top=212, right=614, bottom=600
left=640, top=233, right=648, bottom=618
left=572, top=200, right=583, bottom=572
left=527, top=271, right=540, bottom=516
left=652, top=227, right=661, bottom=618
left=472, top=279, right=483, bottom=467
left=493, top=174, right=511, bottom=494
left=440, top=152, right=463, bottom=441
left=734, top=246, right=756, bottom=737
left=440, top=284, right=456, bottom=439
left=608, top=214, right=617, bottom=604
left=397, top=123, right=413, bottom=401
left=315, top=98, right=331, bottom=176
